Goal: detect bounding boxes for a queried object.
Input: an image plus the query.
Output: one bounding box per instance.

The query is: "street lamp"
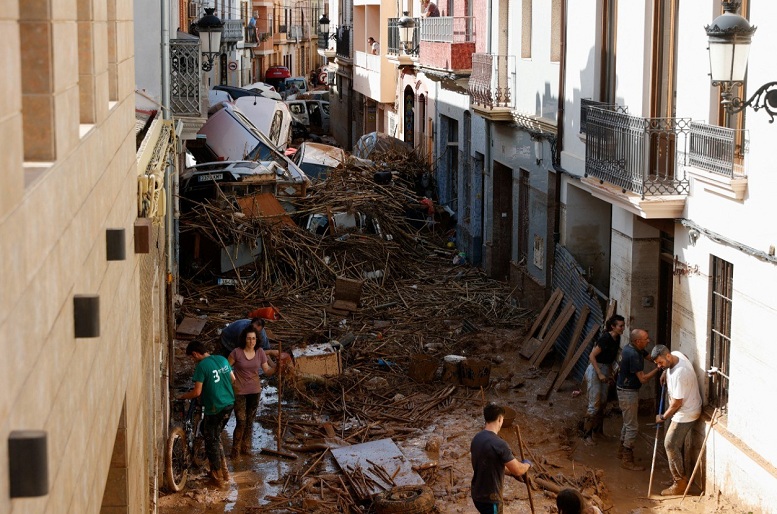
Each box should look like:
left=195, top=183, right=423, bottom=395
left=319, top=13, right=330, bottom=35
left=195, top=8, right=224, bottom=72
left=397, top=12, right=416, bottom=55
left=706, top=1, right=777, bottom=122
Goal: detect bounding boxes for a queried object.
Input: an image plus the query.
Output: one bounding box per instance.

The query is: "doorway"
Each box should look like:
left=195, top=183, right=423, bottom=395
left=491, top=161, right=513, bottom=280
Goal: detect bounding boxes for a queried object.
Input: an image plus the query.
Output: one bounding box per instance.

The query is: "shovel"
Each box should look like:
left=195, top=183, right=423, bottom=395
left=647, top=384, right=666, bottom=497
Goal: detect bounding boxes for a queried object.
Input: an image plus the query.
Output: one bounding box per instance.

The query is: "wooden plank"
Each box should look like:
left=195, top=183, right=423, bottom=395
left=520, top=289, right=562, bottom=347
left=537, top=291, right=564, bottom=340
left=605, top=299, right=617, bottom=321
left=536, top=371, right=560, bottom=401
left=551, top=323, right=601, bottom=393
left=519, top=337, right=544, bottom=360
left=176, top=316, right=207, bottom=339
left=559, top=305, right=590, bottom=373
left=530, top=304, right=575, bottom=367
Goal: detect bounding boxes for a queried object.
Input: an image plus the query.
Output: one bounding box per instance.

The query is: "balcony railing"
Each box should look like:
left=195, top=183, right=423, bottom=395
left=585, top=108, right=691, bottom=197
left=288, top=25, right=304, bottom=40
left=687, top=122, right=747, bottom=178
left=580, top=99, right=627, bottom=134
left=387, top=17, right=419, bottom=56
left=170, top=39, right=201, bottom=117
left=336, top=25, right=352, bottom=59
left=222, top=19, right=244, bottom=43
left=420, top=16, right=474, bottom=43
left=469, top=53, right=516, bottom=109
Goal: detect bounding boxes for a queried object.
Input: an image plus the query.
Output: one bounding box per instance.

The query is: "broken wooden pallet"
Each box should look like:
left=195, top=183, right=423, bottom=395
left=558, top=305, right=590, bottom=373
left=551, top=323, right=601, bottom=394
left=519, top=289, right=563, bottom=360
left=536, top=371, right=560, bottom=400
left=529, top=303, right=575, bottom=368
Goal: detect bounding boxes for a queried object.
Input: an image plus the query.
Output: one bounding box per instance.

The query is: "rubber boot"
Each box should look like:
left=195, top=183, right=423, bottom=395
left=616, top=440, right=624, bottom=459
left=661, top=477, right=688, bottom=496
left=241, top=424, right=254, bottom=455
left=621, top=447, right=645, bottom=471
left=582, top=416, right=595, bottom=446
left=231, top=425, right=244, bottom=459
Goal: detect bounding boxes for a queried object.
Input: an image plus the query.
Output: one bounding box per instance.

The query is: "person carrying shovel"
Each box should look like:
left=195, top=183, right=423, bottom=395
left=650, top=344, right=702, bottom=495
left=470, top=402, right=532, bottom=513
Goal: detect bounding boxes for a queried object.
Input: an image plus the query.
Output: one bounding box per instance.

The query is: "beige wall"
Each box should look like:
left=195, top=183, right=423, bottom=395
left=0, top=3, right=167, bottom=513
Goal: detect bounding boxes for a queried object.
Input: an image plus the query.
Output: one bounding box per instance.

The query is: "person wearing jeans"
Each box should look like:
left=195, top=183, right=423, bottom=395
left=583, top=315, right=625, bottom=444
left=651, top=345, right=702, bottom=495
left=615, top=329, right=660, bottom=470
left=179, top=340, right=236, bottom=486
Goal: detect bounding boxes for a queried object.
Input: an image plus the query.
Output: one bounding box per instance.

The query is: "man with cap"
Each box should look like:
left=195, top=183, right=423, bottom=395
left=651, top=344, right=702, bottom=495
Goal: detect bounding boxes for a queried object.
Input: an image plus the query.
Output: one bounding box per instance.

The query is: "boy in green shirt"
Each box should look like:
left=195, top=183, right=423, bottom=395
left=179, top=341, right=235, bottom=485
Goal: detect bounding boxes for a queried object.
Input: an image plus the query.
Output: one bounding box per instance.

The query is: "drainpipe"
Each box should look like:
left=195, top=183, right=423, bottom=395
left=482, top=0, right=494, bottom=271
left=548, top=0, right=567, bottom=291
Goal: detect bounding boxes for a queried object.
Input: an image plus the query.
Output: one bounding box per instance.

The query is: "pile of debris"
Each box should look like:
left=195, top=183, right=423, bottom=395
left=174, top=149, right=609, bottom=513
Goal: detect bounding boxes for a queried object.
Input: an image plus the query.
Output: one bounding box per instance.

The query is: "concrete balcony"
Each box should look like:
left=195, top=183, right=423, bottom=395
left=468, top=53, right=516, bottom=121
left=418, top=17, right=475, bottom=72
left=353, top=51, right=396, bottom=104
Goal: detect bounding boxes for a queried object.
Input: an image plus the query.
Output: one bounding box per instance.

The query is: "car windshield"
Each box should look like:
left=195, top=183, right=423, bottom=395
left=299, top=162, right=333, bottom=181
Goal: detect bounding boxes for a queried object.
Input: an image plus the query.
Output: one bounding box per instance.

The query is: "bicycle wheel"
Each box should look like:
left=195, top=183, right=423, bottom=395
left=164, top=426, right=189, bottom=492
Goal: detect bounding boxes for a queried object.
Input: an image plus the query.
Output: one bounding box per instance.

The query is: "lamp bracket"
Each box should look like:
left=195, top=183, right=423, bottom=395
left=720, top=81, right=777, bottom=122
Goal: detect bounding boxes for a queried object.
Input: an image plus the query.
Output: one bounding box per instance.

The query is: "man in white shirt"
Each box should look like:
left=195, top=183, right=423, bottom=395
left=367, top=37, right=380, bottom=55
left=651, top=344, right=702, bottom=496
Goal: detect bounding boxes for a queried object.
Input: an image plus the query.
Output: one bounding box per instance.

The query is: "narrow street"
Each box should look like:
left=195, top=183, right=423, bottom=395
left=160, top=154, right=743, bottom=513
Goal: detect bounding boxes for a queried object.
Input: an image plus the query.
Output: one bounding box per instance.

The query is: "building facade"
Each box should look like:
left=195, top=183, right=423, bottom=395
left=1, top=1, right=172, bottom=513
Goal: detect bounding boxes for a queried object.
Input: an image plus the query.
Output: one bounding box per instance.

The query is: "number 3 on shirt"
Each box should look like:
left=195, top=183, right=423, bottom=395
left=212, top=370, right=221, bottom=383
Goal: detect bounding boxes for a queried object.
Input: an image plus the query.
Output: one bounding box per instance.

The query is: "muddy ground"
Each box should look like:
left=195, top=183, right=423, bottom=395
left=157, top=323, right=747, bottom=514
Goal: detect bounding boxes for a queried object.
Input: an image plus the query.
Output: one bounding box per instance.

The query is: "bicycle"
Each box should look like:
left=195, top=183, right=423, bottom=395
left=164, top=397, right=208, bottom=492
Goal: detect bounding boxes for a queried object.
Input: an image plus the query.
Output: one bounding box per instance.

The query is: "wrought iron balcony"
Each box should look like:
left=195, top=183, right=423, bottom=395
left=318, top=31, right=329, bottom=50
left=469, top=53, right=516, bottom=120
left=222, top=19, right=244, bottom=43
left=420, top=16, right=474, bottom=43
left=245, top=26, right=257, bottom=44
left=585, top=108, right=691, bottom=197
left=580, top=99, right=627, bottom=134
left=387, top=17, right=419, bottom=56
left=170, top=39, right=201, bottom=117
left=288, top=25, right=305, bottom=41
left=336, top=25, right=352, bottom=60
left=688, top=122, right=747, bottom=178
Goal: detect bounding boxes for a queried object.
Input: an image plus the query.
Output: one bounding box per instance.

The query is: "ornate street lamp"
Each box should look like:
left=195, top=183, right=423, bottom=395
left=706, top=1, right=777, bottom=121
left=194, top=8, right=224, bottom=72
left=319, top=13, right=330, bottom=35
left=397, top=12, right=416, bottom=55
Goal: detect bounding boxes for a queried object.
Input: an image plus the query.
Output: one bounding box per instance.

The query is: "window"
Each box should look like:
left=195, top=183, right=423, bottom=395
left=708, top=256, right=733, bottom=410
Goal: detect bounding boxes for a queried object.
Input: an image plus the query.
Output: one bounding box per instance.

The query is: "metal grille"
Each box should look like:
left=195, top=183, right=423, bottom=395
left=318, top=31, right=329, bottom=49
left=222, top=19, right=244, bottom=42
left=419, top=16, right=474, bottom=43
left=585, top=107, right=691, bottom=197
left=468, top=53, right=515, bottom=109
left=387, top=17, right=419, bottom=56
left=709, top=256, right=733, bottom=410
left=580, top=99, right=627, bottom=134
left=688, top=122, right=747, bottom=178
left=170, top=39, right=201, bottom=117
left=336, top=25, right=352, bottom=59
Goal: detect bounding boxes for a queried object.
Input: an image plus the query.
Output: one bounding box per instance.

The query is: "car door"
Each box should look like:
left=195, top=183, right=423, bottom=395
left=319, top=102, right=330, bottom=133
left=306, top=101, right=323, bottom=130
left=286, top=101, right=309, bottom=126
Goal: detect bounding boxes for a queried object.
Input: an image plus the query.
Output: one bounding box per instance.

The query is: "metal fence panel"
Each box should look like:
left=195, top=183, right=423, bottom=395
left=170, top=39, right=201, bottom=117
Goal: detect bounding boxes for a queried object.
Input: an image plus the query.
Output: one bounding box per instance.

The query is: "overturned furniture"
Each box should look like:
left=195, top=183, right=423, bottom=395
left=327, top=276, right=364, bottom=315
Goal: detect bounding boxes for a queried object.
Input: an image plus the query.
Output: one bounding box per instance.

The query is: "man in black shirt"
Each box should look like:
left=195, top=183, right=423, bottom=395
left=470, top=403, right=531, bottom=513
left=583, top=315, right=625, bottom=445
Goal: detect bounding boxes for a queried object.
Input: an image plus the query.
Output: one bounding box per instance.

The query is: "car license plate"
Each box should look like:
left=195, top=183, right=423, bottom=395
left=198, top=173, right=223, bottom=182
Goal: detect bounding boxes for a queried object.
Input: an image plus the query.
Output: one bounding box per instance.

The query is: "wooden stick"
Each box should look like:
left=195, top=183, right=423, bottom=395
left=514, top=425, right=535, bottom=514
left=681, top=408, right=720, bottom=502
